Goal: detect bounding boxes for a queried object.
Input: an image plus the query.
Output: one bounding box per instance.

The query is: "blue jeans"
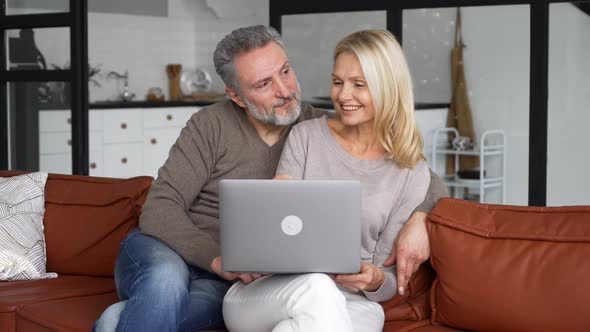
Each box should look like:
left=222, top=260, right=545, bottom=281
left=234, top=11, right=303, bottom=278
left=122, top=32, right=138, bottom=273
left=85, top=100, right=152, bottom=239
left=94, top=230, right=231, bottom=332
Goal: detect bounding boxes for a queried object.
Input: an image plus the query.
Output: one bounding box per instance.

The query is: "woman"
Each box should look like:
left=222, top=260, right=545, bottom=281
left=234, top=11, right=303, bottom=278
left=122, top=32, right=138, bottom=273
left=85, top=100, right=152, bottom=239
left=223, top=29, right=430, bottom=332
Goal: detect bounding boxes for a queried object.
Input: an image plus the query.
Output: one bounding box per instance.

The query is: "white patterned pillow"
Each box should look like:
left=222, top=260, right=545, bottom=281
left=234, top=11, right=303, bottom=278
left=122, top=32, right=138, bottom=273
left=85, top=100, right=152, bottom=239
left=0, top=172, right=57, bottom=280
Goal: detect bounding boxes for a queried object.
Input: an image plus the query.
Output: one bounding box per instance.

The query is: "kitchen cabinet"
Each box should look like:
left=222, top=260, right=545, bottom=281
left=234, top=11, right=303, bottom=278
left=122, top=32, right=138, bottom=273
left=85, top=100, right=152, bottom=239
left=39, top=106, right=201, bottom=178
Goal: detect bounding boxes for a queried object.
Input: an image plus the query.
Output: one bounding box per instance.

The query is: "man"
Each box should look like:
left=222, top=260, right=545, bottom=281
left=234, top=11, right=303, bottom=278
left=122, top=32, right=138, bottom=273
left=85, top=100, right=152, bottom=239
left=94, top=25, right=445, bottom=332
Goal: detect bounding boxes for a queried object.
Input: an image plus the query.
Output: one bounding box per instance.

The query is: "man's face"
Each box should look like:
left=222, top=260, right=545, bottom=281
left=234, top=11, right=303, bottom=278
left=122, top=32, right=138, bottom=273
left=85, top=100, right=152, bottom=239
left=229, top=42, right=301, bottom=126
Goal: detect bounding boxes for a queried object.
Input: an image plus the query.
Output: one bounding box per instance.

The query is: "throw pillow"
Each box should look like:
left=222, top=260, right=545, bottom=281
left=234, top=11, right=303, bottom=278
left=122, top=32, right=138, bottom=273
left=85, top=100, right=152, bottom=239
left=0, top=172, right=57, bottom=280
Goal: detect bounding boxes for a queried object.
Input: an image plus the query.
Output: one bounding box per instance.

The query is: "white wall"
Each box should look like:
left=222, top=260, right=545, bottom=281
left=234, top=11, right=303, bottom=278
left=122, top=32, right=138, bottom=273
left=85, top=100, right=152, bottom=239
left=547, top=3, right=590, bottom=206
left=403, top=6, right=530, bottom=205
left=13, top=0, right=267, bottom=102
left=282, top=11, right=386, bottom=100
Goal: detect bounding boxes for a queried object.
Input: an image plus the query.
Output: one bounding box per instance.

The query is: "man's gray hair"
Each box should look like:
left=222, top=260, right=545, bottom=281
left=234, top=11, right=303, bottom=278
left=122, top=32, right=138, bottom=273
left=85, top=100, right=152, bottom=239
left=213, top=25, right=284, bottom=93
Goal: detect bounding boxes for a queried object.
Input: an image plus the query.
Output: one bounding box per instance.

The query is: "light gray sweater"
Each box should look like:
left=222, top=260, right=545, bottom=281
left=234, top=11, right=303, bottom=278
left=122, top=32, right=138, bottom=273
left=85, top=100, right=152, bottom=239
left=277, top=116, right=430, bottom=302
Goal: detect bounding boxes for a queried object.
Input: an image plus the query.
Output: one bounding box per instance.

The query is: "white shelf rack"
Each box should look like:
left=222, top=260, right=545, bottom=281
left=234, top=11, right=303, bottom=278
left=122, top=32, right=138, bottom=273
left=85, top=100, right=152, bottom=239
left=431, top=127, right=507, bottom=204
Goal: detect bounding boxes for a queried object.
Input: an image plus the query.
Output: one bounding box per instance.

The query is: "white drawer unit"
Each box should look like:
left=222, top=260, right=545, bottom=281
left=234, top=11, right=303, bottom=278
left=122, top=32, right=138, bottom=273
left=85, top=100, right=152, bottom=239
left=40, top=153, right=72, bottom=175
left=39, top=110, right=71, bottom=133
left=38, top=106, right=203, bottom=178
left=143, top=128, right=183, bottom=178
left=143, top=107, right=199, bottom=129
left=88, top=149, right=104, bottom=177
left=103, top=142, right=143, bottom=178
left=102, top=109, right=143, bottom=144
left=39, top=132, right=72, bottom=154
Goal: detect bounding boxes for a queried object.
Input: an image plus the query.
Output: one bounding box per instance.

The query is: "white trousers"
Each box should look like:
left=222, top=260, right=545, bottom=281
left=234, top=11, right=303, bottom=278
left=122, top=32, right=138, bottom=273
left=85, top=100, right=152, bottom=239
left=223, top=273, right=384, bottom=332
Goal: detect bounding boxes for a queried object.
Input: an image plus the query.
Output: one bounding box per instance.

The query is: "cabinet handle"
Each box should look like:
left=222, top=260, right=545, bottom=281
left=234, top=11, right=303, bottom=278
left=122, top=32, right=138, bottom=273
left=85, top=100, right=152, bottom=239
left=90, top=162, right=97, bottom=169
left=150, top=138, right=157, bottom=145
left=67, top=139, right=71, bottom=146
left=121, top=122, right=127, bottom=129
left=67, top=117, right=71, bottom=125
left=121, top=157, right=128, bottom=164
left=166, top=114, right=173, bottom=121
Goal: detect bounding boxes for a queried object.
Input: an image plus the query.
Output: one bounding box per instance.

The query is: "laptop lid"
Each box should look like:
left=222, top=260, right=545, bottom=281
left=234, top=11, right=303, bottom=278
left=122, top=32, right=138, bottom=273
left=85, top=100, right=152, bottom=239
left=220, top=179, right=361, bottom=274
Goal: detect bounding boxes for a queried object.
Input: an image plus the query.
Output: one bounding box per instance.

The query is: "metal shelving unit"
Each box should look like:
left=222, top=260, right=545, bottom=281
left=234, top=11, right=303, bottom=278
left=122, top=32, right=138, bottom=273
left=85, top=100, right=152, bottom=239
left=431, top=127, right=507, bottom=203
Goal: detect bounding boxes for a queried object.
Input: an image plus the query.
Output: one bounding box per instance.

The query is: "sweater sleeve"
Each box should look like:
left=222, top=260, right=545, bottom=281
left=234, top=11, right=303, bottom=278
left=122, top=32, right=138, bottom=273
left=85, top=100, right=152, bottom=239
left=276, top=124, right=307, bottom=179
left=412, top=169, right=449, bottom=214
left=363, top=163, right=430, bottom=302
left=139, top=110, right=220, bottom=271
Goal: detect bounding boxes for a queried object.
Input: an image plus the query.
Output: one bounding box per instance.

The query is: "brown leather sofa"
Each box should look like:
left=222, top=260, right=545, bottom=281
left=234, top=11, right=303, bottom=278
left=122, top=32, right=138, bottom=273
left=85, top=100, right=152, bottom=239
left=1, top=170, right=588, bottom=332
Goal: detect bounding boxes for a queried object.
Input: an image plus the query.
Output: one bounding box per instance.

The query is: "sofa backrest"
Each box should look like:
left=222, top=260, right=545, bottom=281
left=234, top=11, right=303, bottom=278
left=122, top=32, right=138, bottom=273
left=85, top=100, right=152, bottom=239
left=427, top=198, right=590, bottom=332
left=0, top=171, right=153, bottom=277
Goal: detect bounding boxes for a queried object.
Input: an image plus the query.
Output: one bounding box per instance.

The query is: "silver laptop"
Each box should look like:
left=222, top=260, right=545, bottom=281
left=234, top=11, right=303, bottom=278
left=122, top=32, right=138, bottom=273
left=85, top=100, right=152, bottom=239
left=220, top=179, right=361, bottom=274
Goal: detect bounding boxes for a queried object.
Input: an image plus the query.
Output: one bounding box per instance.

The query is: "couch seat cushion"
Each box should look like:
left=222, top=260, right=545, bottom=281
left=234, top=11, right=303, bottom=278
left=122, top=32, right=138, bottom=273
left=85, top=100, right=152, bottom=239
left=383, top=319, right=464, bottom=332
left=0, top=276, right=115, bottom=332
left=16, top=292, right=117, bottom=332
left=428, top=198, right=590, bottom=332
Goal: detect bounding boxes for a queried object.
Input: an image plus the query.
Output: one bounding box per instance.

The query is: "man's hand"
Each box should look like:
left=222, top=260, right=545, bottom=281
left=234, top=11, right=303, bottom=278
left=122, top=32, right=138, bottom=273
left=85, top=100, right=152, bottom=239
left=383, top=211, right=430, bottom=295
left=210, top=256, right=264, bottom=284
left=273, top=174, right=293, bottom=180
left=332, top=262, right=384, bottom=292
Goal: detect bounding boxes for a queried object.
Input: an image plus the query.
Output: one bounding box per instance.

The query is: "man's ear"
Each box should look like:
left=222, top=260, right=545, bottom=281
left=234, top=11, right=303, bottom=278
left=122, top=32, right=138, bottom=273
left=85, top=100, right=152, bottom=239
left=226, top=87, right=246, bottom=108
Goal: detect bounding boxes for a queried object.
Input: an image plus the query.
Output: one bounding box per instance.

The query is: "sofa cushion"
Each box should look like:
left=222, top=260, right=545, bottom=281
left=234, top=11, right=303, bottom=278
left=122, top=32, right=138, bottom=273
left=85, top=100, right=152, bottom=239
left=16, top=292, right=117, bottom=331
left=427, top=198, right=590, bottom=332
left=0, top=171, right=153, bottom=277
left=0, top=276, right=116, bottom=332
left=381, top=262, right=435, bottom=322
left=0, top=172, right=56, bottom=281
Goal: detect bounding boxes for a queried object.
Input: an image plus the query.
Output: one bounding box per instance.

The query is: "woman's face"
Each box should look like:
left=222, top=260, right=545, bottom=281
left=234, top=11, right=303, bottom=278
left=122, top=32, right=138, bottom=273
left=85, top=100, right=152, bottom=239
left=330, top=51, right=375, bottom=127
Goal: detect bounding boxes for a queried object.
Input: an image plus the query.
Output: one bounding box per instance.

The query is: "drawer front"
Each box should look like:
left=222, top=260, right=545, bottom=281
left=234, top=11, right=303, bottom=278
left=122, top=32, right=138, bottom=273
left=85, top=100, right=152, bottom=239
left=89, top=132, right=103, bottom=151
left=39, top=110, right=103, bottom=133
left=40, top=153, right=72, bottom=175
left=103, top=143, right=144, bottom=178
left=143, top=107, right=200, bottom=129
left=143, top=128, right=182, bottom=178
left=40, top=132, right=71, bottom=154
left=39, top=110, right=71, bottom=133
left=88, top=150, right=104, bottom=177
left=103, top=109, right=143, bottom=143
left=89, top=110, right=104, bottom=132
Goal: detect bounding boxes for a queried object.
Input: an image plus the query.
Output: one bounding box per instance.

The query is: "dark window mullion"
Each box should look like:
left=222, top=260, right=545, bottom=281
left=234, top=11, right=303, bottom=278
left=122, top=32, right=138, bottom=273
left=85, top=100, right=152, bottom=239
left=0, top=13, right=71, bottom=29
left=0, top=69, right=70, bottom=82
left=1, top=1, right=7, bottom=169
left=70, top=0, right=89, bottom=175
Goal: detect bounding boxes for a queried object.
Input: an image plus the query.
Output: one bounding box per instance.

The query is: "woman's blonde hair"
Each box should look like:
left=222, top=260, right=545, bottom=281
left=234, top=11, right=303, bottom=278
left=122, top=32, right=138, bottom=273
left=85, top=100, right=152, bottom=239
left=333, top=29, right=424, bottom=168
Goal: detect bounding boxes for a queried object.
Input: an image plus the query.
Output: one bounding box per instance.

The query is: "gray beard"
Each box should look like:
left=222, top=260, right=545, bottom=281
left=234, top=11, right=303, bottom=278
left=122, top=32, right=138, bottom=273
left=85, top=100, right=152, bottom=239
left=244, top=95, right=301, bottom=126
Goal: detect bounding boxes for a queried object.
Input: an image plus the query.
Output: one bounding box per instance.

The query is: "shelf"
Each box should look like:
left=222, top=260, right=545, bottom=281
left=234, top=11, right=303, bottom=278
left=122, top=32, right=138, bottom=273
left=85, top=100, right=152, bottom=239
left=432, top=127, right=507, bottom=204
left=443, top=176, right=504, bottom=189
left=434, top=148, right=504, bottom=156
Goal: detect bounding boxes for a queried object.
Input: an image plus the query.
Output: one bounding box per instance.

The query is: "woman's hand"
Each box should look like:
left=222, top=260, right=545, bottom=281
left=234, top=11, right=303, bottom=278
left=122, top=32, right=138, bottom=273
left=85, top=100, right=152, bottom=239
left=383, top=211, right=430, bottom=295
left=332, top=262, right=384, bottom=292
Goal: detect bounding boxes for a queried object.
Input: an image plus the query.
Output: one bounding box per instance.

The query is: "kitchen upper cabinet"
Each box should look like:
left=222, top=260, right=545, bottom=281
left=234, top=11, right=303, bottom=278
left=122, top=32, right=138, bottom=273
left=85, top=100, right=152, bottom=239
left=39, top=106, right=200, bottom=179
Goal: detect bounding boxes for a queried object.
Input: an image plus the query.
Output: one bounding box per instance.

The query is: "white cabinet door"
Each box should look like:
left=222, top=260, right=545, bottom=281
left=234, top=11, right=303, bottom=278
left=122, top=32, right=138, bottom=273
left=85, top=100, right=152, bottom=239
left=142, top=128, right=182, bottom=178
left=103, top=142, right=144, bottom=178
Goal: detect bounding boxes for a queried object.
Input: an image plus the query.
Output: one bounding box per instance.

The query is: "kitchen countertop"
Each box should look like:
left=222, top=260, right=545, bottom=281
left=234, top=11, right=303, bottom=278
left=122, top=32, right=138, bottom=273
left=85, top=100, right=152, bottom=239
left=39, top=99, right=450, bottom=110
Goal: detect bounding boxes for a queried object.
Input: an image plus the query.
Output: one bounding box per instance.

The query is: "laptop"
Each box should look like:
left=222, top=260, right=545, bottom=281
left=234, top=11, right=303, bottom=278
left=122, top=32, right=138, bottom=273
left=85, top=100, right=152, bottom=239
left=219, top=179, right=361, bottom=274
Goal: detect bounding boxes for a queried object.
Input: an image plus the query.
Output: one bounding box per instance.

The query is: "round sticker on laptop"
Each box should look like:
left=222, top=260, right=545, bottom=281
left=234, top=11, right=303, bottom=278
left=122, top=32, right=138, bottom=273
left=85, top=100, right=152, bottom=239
left=281, top=215, right=303, bottom=236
